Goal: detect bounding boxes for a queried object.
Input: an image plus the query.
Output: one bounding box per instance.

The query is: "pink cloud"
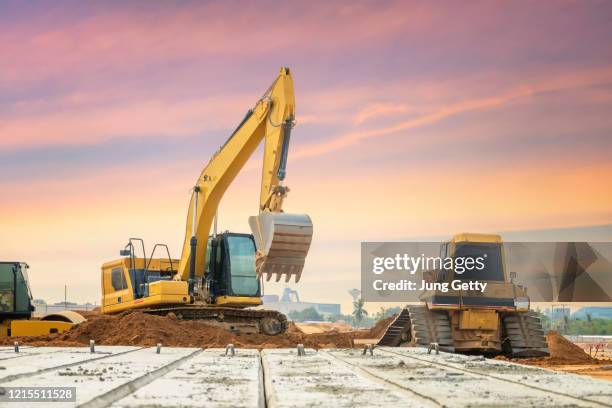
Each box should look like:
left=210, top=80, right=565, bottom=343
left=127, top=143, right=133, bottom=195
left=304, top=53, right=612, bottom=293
left=292, top=66, right=612, bottom=160
left=0, top=2, right=426, bottom=88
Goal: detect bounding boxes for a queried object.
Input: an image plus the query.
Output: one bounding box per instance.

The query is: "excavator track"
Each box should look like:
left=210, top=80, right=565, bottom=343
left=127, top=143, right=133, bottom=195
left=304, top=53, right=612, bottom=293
left=142, top=306, right=289, bottom=336
left=502, top=311, right=549, bottom=357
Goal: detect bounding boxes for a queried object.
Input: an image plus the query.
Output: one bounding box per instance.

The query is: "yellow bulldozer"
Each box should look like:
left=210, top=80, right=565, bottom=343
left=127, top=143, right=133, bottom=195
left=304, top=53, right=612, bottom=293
left=100, top=67, right=313, bottom=335
left=1, top=261, right=86, bottom=337
left=378, top=233, right=549, bottom=357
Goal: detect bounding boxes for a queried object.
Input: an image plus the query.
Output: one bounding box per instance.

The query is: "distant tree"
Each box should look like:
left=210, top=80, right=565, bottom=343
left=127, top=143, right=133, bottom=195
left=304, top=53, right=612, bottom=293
left=288, top=307, right=324, bottom=322
left=374, top=307, right=388, bottom=321
left=352, top=298, right=368, bottom=324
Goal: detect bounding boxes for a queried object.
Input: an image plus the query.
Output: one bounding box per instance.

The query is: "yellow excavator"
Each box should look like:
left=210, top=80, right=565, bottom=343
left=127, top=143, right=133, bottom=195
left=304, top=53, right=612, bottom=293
left=378, top=233, right=549, bottom=356
left=100, top=67, right=313, bottom=335
left=1, top=261, right=86, bottom=337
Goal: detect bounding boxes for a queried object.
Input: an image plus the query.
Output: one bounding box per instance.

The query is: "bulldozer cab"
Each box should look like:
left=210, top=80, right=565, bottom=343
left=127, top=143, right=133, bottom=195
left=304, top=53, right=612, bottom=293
left=441, top=238, right=506, bottom=282
left=205, top=232, right=262, bottom=303
left=0, top=262, right=34, bottom=319
left=423, top=233, right=529, bottom=311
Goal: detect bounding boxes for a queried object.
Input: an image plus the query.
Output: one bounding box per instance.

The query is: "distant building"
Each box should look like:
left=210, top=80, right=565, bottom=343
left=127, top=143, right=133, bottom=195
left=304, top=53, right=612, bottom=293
left=542, top=306, right=571, bottom=320
left=32, top=300, right=97, bottom=316
left=572, top=307, right=612, bottom=320
left=261, top=288, right=341, bottom=317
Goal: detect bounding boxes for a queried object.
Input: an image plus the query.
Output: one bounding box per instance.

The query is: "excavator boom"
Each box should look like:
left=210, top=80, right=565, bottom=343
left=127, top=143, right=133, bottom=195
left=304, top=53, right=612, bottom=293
left=177, top=67, right=312, bottom=290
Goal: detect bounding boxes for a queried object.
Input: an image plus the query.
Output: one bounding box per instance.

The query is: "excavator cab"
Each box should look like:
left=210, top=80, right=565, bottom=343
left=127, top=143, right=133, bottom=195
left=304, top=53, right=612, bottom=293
left=204, top=232, right=262, bottom=306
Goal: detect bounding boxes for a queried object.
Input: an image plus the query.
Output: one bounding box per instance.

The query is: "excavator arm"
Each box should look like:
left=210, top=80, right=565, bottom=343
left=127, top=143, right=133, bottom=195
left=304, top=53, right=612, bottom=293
left=176, top=67, right=312, bottom=294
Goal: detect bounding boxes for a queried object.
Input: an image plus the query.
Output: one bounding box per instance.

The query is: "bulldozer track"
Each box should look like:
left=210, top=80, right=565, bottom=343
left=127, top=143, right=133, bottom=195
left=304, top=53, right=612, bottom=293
left=501, top=311, right=549, bottom=357
left=140, top=306, right=289, bottom=335
left=377, top=308, right=411, bottom=346
left=377, top=306, right=454, bottom=351
left=408, top=306, right=454, bottom=351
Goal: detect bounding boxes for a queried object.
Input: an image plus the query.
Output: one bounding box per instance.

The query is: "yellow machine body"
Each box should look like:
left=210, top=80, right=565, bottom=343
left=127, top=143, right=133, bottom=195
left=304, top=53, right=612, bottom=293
left=100, top=69, right=312, bottom=335
left=1, top=261, right=86, bottom=337
left=4, top=320, right=75, bottom=337
left=384, top=233, right=548, bottom=356
left=101, top=258, right=190, bottom=314
left=419, top=233, right=527, bottom=352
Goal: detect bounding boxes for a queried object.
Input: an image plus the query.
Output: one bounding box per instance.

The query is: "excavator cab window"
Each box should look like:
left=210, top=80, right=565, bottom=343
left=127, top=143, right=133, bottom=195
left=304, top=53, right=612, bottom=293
left=226, top=235, right=260, bottom=296
left=208, top=233, right=260, bottom=298
left=111, top=268, right=127, bottom=291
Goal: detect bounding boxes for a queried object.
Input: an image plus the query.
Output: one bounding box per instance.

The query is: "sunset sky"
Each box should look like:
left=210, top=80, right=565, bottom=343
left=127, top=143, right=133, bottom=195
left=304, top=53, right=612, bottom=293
left=1, top=1, right=612, bottom=312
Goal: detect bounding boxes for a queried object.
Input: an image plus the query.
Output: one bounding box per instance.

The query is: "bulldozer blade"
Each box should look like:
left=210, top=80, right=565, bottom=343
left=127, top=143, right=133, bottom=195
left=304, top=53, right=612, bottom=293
left=248, top=212, right=313, bottom=283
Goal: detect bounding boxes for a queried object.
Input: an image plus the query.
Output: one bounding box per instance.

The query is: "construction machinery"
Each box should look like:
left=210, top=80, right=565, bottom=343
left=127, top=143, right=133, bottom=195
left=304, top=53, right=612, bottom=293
left=0, top=261, right=86, bottom=337
left=378, top=233, right=549, bottom=357
left=101, top=67, right=313, bottom=335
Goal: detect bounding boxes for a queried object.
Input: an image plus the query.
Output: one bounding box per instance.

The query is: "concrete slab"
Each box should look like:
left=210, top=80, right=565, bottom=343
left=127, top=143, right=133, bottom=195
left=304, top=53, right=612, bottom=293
left=1, top=347, right=198, bottom=407
left=111, top=348, right=262, bottom=408
left=0, top=346, right=139, bottom=383
left=379, top=347, right=612, bottom=407
left=2, top=346, right=611, bottom=408
left=0, top=345, right=34, bottom=352
left=261, top=348, right=431, bottom=408
left=0, top=345, right=54, bottom=361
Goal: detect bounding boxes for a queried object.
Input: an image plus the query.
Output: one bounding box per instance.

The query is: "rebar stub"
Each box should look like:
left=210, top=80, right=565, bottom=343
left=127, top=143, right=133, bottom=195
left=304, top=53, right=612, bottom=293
left=362, top=344, right=374, bottom=356
left=297, top=344, right=306, bottom=356
left=427, top=342, right=439, bottom=355
left=225, top=343, right=235, bottom=356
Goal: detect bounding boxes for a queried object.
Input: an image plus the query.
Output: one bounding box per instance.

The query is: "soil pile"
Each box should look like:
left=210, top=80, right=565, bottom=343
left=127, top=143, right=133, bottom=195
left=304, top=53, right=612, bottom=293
left=503, top=331, right=599, bottom=367
left=369, top=315, right=396, bottom=338
left=545, top=331, right=598, bottom=364
left=1, top=312, right=355, bottom=349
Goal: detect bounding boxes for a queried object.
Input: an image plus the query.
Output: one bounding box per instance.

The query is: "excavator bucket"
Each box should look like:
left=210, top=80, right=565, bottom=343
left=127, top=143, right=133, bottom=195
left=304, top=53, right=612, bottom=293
left=249, top=212, right=313, bottom=283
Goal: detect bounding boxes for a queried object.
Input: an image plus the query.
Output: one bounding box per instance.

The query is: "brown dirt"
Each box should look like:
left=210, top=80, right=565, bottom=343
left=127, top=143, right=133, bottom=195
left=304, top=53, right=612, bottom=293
left=508, top=331, right=598, bottom=366
left=546, top=331, right=599, bottom=364
left=498, top=331, right=612, bottom=380
left=369, top=315, right=396, bottom=338
left=0, top=312, right=355, bottom=349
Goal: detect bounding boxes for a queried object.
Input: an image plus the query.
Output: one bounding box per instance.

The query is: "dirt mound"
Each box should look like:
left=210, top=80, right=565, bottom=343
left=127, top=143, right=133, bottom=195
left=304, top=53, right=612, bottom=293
left=353, top=314, right=397, bottom=339
left=369, top=315, right=396, bottom=338
left=545, top=331, right=597, bottom=364
left=501, top=331, right=600, bottom=367
left=1, top=312, right=355, bottom=349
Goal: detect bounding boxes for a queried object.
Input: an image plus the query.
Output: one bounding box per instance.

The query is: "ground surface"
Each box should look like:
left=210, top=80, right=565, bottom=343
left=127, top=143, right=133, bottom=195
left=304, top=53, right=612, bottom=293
left=497, top=331, right=612, bottom=381
left=0, top=312, right=360, bottom=349
left=3, top=312, right=611, bottom=383
left=1, top=345, right=611, bottom=407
